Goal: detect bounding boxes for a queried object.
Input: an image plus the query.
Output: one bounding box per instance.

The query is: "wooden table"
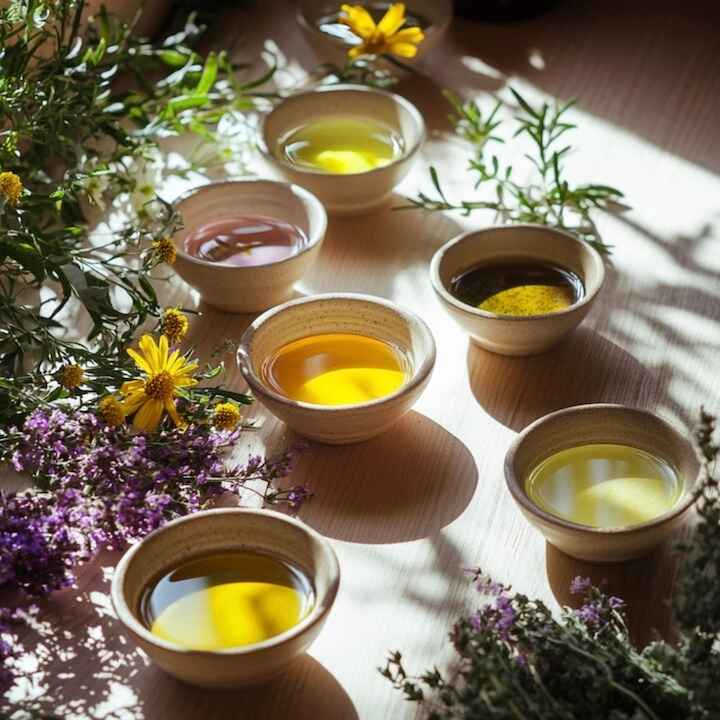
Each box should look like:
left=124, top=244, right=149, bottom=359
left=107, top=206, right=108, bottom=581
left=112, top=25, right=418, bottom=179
left=6, top=1, right=720, bottom=717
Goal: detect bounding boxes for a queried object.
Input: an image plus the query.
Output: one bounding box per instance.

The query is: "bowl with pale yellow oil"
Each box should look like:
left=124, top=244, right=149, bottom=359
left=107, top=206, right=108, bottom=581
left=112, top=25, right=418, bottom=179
left=504, top=404, right=700, bottom=563
left=430, top=224, right=605, bottom=356
left=260, top=84, right=425, bottom=215
left=111, top=508, right=340, bottom=688
left=237, top=293, right=436, bottom=444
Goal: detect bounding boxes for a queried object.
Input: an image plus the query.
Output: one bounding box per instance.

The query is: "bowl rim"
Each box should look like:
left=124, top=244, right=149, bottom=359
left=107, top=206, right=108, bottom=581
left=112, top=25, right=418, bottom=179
left=429, top=223, right=606, bottom=322
left=295, top=1, right=454, bottom=43
left=258, top=84, right=426, bottom=178
left=236, top=292, right=437, bottom=412
left=504, top=403, right=700, bottom=537
left=171, top=179, right=328, bottom=271
left=110, top=507, right=341, bottom=657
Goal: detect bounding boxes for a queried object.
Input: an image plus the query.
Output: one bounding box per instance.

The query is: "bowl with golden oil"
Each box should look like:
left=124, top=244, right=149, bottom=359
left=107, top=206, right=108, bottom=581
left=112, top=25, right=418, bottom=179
left=111, top=508, right=340, bottom=688
left=430, top=224, right=605, bottom=356
left=237, top=293, right=436, bottom=444
left=504, top=404, right=700, bottom=563
left=260, top=84, right=425, bottom=215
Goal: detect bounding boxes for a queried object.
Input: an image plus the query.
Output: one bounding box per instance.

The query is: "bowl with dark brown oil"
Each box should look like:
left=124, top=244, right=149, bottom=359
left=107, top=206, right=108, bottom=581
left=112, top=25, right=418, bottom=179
left=430, top=224, right=605, bottom=356
left=111, top=508, right=340, bottom=688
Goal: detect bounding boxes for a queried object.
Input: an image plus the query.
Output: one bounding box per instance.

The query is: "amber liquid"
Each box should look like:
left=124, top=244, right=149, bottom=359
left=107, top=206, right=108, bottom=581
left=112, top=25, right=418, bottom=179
left=184, top=216, right=308, bottom=267
left=450, top=260, right=584, bottom=316
left=141, top=551, right=314, bottom=651
left=262, top=333, right=410, bottom=406
left=526, top=444, right=682, bottom=529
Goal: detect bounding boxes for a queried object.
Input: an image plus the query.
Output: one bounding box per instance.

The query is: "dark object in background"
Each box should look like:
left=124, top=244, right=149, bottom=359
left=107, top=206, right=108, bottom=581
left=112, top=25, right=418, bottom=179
left=454, top=0, right=558, bottom=21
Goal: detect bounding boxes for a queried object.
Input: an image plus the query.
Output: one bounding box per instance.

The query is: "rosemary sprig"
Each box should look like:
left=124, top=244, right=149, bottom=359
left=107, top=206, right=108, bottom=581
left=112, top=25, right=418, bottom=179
left=403, top=88, right=626, bottom=255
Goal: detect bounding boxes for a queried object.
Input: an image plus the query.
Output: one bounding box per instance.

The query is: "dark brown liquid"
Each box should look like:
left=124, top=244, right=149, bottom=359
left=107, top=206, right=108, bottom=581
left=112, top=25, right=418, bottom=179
left=450, top=261, right=584, bottom=316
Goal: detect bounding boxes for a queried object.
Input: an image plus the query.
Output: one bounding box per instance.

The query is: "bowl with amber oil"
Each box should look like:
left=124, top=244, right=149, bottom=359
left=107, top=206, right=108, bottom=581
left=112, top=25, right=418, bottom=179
left=261, top=84, right=425, bottom=215
left=171, top=180, right=327, bottom=314
left=430, top=224, right=605, bottom=356
left=237, top=293, right=436, bottom=444
left=296, top=0, right=453, bottom=67
left=111, top=508, right=340, bottom=688
left=505, top=404, right=700, bottom=563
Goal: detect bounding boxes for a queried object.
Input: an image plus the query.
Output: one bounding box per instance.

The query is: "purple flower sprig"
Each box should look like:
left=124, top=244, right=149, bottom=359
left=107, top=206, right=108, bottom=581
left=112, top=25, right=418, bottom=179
left=1, top=408, right=310, bottom=600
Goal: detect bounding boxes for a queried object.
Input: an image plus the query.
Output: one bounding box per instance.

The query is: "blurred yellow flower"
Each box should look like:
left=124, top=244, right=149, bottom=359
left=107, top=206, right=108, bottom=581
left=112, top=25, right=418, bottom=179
left=340, top=3, right=424, bottom=59
left=160, top=308, right=189, bottom=345
left=152, top=237, right=176, bottom=265
left=60, top=364, right=84, bottom=389
left=212, top=401, right=241, bottom=431
left=120, top=334, right=198, bottom=431
left=99, top=396, right=125, bottom=427
left=0, top=171, right=23, bottom=205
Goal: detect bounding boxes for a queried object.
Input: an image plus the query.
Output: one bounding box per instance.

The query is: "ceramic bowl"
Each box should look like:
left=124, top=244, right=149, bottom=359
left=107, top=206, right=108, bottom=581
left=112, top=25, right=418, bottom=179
left=504, top=404, right=700, bottom=563
left=171, top=180, right=327, bottom=314
left=296, top=0, right=453, bottom=67
left=430, top=224, right=605, bottom=356
left=237, top=293, right=436, bottom=444
left=260, top=85, right=425, bottom=215
left=111, top=508, right=340, bottom=688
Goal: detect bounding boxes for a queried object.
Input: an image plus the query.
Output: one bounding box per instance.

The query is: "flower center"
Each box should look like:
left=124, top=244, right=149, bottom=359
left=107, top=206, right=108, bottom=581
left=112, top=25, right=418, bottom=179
left=144, top=371, right=175, bottom=401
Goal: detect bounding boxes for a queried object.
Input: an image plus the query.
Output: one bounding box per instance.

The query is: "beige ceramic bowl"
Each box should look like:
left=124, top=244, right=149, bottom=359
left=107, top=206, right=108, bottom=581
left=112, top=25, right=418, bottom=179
left=260, top=85, right=425, bottom=215
left=237, top=293, right=436, bottom=444
left=505, top=404, right=700, bottom=563
left=171, top=180, right=327, bottom=314
left=430, top=224, right=605, bottom=356
left=296, top=0, right=453, bottom=67
left=111, top=508, right=340, bottom=689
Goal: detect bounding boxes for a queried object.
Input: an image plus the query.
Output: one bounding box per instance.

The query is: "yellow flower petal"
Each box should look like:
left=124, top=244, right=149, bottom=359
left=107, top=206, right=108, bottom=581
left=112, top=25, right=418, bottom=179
left=121, top=391, right=147, bottom=416
left=133, top=398, right=164, bottom=431
left=138, top=334, right=160, bottom=372
left=340, top=4, right=376, bottom=39
left=157, top=333, right=169, bottom=370
left=121, top=379, right=145, bottom=394
left=126, top=348, right=152, bottom=374
left=391, top=26, right=424, bottom=43
left=376, top=3, right=406, bottom=36
left=388, top=40, right=420, bottom=57
left=174, top=375, right=198, bottom=388
left=164, top=397, right=183, bottom=427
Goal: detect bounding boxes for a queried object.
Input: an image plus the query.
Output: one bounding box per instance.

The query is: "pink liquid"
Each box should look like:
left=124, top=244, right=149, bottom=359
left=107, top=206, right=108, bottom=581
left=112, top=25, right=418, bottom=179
left=184, top=216, right=308, bottom=267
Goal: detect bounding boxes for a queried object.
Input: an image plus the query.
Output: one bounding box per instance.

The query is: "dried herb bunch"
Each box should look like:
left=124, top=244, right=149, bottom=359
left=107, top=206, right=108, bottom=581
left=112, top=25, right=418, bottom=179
left=405, top=89, right=625, bottom=255
left=0, top=0, right=273, bottom=425
left=383, top=411, right=720, bottom=719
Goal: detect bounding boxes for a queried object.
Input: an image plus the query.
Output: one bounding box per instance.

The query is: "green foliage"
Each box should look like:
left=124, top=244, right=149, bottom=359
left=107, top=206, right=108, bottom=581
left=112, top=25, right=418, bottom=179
left=0, top=0, right=272, bottom=425
left=404, top=88, right=626, bottom=255
left=382, top=411, right=720, bottom=719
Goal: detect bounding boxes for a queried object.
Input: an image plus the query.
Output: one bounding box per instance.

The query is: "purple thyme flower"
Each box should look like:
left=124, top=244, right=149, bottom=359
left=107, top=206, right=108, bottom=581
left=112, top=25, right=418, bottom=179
left=570, top=576, right=592, bottom=596
left=575, top=601, right=602, bottom=626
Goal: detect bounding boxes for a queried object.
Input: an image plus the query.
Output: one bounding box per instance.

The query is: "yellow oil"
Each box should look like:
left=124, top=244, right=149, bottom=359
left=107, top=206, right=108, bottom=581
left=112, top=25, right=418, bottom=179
left=142, top=551, right=313, bottom=651
left=279, top=115, right=403, bottom=174
left=525, top=443, right=682, bottom=528
left=263, top=333, right=409, bottom=406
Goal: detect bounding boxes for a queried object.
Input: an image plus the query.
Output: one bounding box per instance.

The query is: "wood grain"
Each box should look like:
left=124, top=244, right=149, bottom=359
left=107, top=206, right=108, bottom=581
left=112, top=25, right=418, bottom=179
left=4, top=1, right=720, bottom=717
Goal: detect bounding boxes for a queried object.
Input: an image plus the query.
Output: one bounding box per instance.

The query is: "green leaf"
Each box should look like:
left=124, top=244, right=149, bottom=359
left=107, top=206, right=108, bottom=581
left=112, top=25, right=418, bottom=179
left=195, top=52, right=218, bottom=95
left=0, top=240, right=44, bottom=281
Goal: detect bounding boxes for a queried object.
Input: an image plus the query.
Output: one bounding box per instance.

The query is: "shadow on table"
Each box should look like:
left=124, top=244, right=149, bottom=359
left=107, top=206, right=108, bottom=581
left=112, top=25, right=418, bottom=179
left=466, top=325, right=660, bottom=432
left=545, top=540, right=679, bottom=647
left=297, top=410, right=478, bottom=544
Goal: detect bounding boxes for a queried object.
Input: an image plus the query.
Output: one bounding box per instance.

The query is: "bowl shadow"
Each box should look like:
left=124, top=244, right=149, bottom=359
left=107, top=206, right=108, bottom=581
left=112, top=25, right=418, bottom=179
left=467, top=325, right=658, bottom=432
left=296, top=410, right=478, bottom=544
left=546, top=540, right=681, bottom=647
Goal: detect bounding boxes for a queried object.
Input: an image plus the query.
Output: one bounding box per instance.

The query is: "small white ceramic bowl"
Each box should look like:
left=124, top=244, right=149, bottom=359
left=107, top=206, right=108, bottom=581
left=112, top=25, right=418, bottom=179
left=237, top=293, right=436, bottom=444
left=296, top=0, right=453, bottom=67
left=111, top=508, right=340, bottom=688
left=430, top=224, right=605, bottom=356
left=505, top=404, right=700, bottom=563
left=171, top=180, right=327, bottom=314
left=260, top=85, right=425, bottom=215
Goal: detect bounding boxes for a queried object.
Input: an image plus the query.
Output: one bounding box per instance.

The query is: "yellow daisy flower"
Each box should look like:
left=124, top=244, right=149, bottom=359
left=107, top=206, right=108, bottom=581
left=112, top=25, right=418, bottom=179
left=120, top=334, right=198, bottom=431
left=60, top=363, right=84, bottom=389
left=152, top=237, right=176, bottom=265
left=212, top=402, right=241, bottom=431
left=160, top=307, right=189, bottom=345
left=0, top=171, right=23, bottom=206
left=99, top=396, right=125, bottom=427
left=340, top=3, right=424, bottom=59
